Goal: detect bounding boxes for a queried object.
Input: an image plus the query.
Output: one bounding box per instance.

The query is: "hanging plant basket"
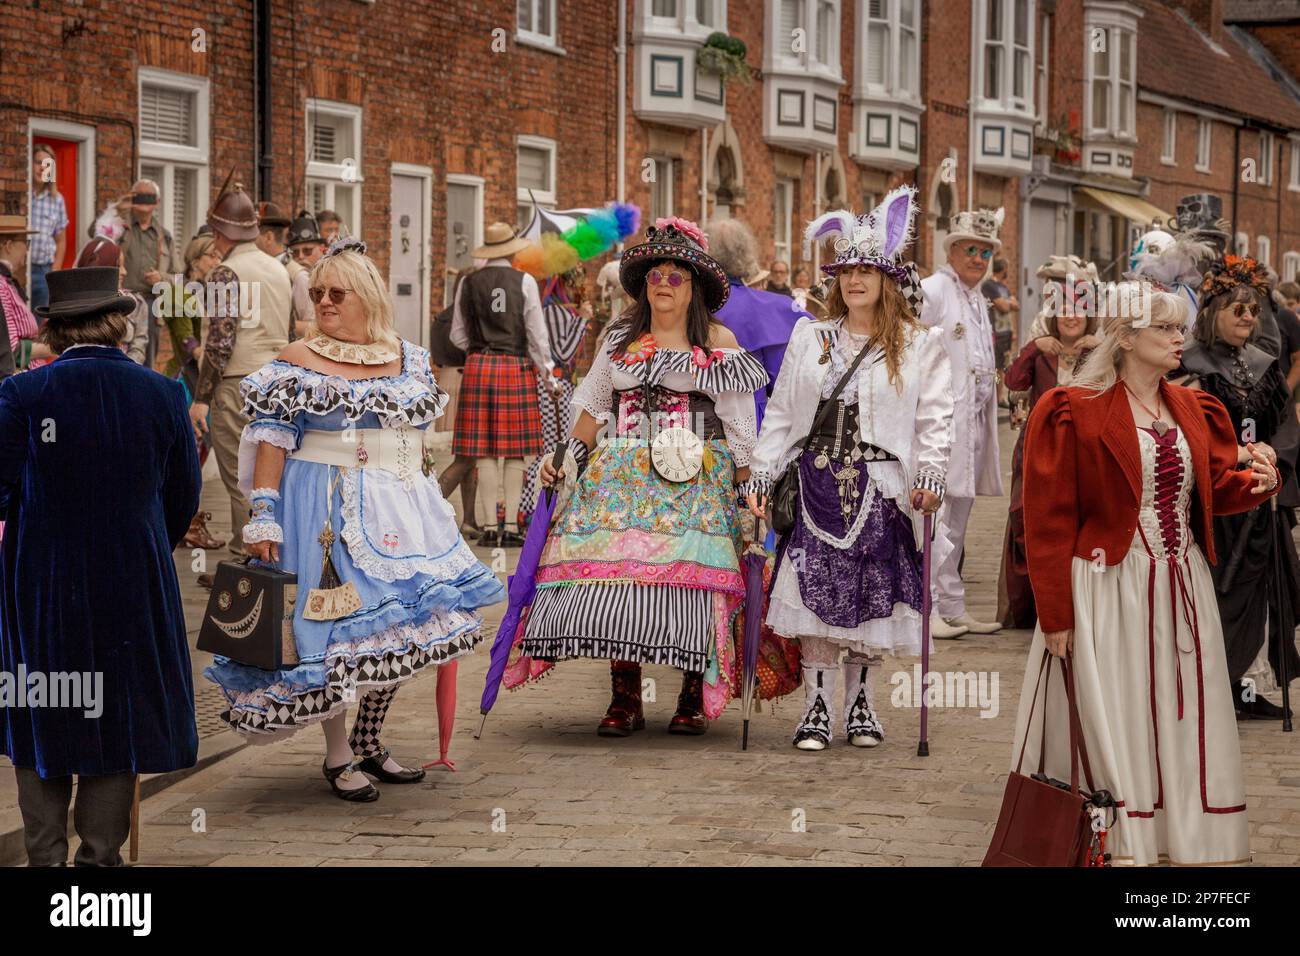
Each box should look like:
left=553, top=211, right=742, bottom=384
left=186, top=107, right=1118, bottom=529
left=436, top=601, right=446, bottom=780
left=698, top=32, right=752, bottom=87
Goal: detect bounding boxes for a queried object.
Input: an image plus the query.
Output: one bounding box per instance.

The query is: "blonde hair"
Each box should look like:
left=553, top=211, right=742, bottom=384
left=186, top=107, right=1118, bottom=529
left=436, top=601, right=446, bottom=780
left=308, top=250, right=402, bottom=352
left=1072, top=284, right=1179, bottom=393
left=824, top=267, right=921, bottom=389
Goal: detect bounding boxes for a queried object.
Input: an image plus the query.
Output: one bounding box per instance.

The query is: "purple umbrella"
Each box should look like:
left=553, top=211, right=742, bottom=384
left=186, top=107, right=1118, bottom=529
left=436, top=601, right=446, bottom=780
left=918, top=513, right=933, bottom=757
left=740, top=519, right=768, bottom=750
left=474, top=442, right=567, bottom=738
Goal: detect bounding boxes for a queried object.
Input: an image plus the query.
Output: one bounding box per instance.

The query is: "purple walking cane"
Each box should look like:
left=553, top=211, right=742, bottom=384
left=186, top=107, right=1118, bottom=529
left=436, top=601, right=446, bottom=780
left=918, top=512, right=933, bottom=757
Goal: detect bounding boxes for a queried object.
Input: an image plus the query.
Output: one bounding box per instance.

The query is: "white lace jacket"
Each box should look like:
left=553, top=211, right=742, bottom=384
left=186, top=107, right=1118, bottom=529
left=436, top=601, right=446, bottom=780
left=748, top=317, right=954, bottom=500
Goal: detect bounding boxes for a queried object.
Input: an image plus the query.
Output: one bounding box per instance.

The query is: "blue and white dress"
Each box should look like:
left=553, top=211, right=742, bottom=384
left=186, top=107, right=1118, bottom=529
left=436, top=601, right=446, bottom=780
left=203, top=341, right=505, bottom=736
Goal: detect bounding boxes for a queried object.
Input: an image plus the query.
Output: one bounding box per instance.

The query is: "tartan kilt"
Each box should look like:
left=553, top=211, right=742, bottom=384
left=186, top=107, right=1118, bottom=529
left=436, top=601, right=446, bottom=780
left=452, top=352, right=545, bottom=458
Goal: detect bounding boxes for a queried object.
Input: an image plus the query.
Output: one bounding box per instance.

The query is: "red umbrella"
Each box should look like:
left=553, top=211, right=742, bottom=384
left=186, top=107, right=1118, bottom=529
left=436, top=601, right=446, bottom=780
left=422, top=661, right=460, bottom=771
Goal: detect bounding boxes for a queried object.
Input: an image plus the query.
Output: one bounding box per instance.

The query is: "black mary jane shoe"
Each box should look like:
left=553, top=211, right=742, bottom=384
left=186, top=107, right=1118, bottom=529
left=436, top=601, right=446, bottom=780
left=357, top=748, right=427, bottom=784
left=322, top=759, right=380, bottom=802
left=498, top=529, right=526, bottom=548
left=478, top=528, right=501, bottom=548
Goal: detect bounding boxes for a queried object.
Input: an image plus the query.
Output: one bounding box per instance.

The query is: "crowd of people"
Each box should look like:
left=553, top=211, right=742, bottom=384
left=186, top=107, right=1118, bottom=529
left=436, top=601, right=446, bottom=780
left=0, top=149, right=1295, bottom=870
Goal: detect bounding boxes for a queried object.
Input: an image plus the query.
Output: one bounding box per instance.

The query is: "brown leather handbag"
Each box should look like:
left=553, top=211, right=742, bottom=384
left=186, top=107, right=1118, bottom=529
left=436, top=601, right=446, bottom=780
left=983, top=651, right=1114, bottom=867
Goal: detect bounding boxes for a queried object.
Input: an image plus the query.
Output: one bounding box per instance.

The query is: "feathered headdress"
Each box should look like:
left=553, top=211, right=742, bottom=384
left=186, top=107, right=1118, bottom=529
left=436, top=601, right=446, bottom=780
left=1200, top=255, right=1271, bottom=303
left=803, top=184, right=918, bottom=282
left=1126, top=231, right=1212, bottom=290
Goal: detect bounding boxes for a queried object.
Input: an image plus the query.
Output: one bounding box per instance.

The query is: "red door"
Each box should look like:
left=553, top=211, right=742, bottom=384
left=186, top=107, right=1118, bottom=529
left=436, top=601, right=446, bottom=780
left=32, top=136, right=78, bottom=269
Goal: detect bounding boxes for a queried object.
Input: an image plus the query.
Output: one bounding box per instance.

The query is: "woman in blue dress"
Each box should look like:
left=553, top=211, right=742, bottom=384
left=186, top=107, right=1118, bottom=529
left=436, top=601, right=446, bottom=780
left=204, top=239, right=504, bottom=801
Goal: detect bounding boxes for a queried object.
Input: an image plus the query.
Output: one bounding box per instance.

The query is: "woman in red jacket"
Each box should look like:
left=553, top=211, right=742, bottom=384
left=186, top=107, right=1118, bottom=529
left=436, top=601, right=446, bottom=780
left=1015, top=286, right=1277, bottom=866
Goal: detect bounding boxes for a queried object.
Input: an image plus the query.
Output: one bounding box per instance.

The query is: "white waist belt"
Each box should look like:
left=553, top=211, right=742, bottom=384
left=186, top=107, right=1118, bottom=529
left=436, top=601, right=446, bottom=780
left=292, top=427, right=422, bottom=485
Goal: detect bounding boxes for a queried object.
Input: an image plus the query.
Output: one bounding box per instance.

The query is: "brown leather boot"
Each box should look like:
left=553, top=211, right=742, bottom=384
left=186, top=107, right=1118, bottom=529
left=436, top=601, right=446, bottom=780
left=668, top=670, right=708, bottom=735
left=183, top=511, right=227, bottom=550
left=597, top=660, right=645, bottom=737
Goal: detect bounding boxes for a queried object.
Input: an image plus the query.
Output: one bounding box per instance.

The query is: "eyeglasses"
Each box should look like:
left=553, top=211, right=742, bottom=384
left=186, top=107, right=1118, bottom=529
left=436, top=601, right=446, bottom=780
left=308, top=286, right=353, bottom=305
left=963, top=245, right=993, bottom=261
left=647, top=269, right=686, bottom=288
left=1142, top=322, right=1185, bottom=338
left=291, top=246, right=320, bottom=260
left=1232, top=303, right=1261, bottom=319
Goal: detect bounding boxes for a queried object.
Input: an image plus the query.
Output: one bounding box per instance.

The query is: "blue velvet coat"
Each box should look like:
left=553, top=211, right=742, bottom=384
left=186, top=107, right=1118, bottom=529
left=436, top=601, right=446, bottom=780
left=0, top=346, right=201, bottom=778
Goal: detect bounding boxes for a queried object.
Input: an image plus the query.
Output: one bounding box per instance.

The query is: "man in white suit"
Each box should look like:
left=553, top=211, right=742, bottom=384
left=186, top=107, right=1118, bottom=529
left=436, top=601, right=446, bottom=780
left=919, top=208, right=1006, bottom=638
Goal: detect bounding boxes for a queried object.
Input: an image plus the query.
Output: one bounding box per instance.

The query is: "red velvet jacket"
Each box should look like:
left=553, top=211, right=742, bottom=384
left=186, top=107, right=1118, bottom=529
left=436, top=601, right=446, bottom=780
left=1023, top=380, right=1275, bottom=632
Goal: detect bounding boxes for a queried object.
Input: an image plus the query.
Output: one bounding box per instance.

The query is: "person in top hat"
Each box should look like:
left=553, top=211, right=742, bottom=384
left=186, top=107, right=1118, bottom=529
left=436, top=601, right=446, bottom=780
left=516, top=217, right=769, bottom=738
left=74, top=236, right=149, bottom=365
left=287, top=210, right=327, bottom=271
left=919, top=207, right=1006, bottom=638
left=0, top=215, right=34, bottom=377
left=189, top=176, right=293, bottom=564
left=449, top=221, right=559, bottom=546
left=256, top=201, right=310, bottom=339
left=1, top=266, right=201, bottom=865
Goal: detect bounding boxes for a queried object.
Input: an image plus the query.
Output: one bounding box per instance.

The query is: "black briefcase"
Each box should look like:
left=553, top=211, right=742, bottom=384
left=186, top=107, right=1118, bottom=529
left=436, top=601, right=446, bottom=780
left=196, top=560, right=300, bottom=671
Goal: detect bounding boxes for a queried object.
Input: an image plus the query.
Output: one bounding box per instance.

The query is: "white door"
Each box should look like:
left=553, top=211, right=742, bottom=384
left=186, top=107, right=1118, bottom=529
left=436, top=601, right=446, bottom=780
left=1020, top=198, right=1060, bottom=343
left=389, top=173, right=425, bottom=345
left=445, top=180, right=481, bottom=305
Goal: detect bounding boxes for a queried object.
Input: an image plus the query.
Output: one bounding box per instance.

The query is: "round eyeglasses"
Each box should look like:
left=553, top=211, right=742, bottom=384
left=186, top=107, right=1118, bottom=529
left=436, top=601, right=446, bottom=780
left=647, top=269, right=686, bottom=288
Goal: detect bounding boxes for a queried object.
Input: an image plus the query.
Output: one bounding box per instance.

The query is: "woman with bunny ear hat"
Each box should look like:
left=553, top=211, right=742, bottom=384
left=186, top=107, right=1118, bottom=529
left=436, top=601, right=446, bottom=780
left=747, top=185, right=954, bottom=751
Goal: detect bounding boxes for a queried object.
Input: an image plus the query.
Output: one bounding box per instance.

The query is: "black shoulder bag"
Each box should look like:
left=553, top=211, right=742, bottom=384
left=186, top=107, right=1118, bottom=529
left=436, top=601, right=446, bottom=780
left=770, top=341, right=875, bottom=534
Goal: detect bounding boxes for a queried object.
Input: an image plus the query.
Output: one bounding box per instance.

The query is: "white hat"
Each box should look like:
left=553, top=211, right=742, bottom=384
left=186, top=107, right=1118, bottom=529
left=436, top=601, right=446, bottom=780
left=943, top=207, right=1004, bottom=254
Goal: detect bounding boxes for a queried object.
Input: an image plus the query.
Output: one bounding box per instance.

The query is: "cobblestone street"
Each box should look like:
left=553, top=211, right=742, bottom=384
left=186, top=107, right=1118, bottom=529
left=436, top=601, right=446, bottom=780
left=37, top=423, right=1294, bottom=868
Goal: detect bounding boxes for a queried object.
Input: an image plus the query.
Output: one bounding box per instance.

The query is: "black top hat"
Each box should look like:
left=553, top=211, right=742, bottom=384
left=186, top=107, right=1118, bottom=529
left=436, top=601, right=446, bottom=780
left=36, top=267, right=137, bottom=321
left=287, top=210, right=324, bottom=247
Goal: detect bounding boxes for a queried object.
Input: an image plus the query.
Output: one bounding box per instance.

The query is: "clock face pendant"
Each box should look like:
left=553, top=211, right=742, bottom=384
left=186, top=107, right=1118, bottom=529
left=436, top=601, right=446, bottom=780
left=650, top=427, right=704, bottom=483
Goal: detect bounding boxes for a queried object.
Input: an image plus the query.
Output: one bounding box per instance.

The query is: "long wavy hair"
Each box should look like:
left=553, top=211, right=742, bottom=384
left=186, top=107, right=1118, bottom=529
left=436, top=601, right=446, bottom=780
left=1072, top=285, right=1179, bottom=394
left=824, top=266, right=920, bottom=390
left=607, top=258, right=719, bottom=353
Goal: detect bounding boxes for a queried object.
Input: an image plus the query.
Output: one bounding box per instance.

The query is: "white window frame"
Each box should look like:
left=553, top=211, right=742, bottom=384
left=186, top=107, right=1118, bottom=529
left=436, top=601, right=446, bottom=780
left=774, top=177, right=795, bottom=265
left=857, top=0, right=921, bottom=103
left=1283, top=251, right=1300, bottom=282
left=1195, top=118, right=1212, bottom=173
left=1260, top=131, right=1274, bottom=186
left=1235, top=231, right=1249, bottom=258
left=305, top=98, right=364, bottom=234
left=137, top=67, right=211, bottom=247
left=1160, top=109, right=1177, bottom=165
left=1258, top=235, right=1272, bottom=268
left=1036, top=10, right=1050, bottom=125
left=773, top=0, right=841, bottom=78
left=1084, top=25, right=1136, bottom=139
left=643, top=0, right=724, bottom=35
left=649, top=156, right=675, bottom=221
left=517, top=0, right=561, bottom=51
left=976, top=0, right=1036, bottom=117
left=516, top=134, right=557, bottom=221
left=1291, top=136, right=1300, bottom=192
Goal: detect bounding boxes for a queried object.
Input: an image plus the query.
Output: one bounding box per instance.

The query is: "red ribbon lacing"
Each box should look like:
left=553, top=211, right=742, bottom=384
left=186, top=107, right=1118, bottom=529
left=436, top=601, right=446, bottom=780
left=1140, top=430, right=1200, bottom=722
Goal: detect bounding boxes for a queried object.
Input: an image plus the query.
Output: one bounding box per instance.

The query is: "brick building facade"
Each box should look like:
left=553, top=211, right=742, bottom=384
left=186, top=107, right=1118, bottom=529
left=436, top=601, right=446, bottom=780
left=5, top=0, right=1300, bottom=353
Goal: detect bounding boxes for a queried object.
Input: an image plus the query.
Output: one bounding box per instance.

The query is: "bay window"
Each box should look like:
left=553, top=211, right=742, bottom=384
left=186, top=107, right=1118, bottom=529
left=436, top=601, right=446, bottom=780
left=979, top=0, right=1034, bottom=113
left=1087, top=26, right=1135, bottom=138
left=850, top=0, right=922, bottom=169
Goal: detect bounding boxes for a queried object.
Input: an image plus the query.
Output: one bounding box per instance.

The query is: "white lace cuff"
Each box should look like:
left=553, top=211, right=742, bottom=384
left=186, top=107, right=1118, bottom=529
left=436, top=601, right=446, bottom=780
left=242, top=520, right=284, bottom=544
left=244, top=421, right=299, bottom=453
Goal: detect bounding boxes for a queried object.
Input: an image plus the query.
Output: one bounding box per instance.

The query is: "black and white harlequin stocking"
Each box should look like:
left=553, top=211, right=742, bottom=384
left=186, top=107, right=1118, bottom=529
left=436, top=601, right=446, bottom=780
left=349, top=685, right=398, bottom=758
left=843, top=655, right=885, bottom=747
left=794, top=664, right=836, bottom=750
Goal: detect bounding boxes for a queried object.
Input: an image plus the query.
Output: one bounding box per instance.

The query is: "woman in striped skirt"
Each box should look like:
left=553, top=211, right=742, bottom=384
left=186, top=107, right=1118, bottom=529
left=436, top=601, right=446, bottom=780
left=520, top=217, right=768, bottom=736
left=519, top=267, right=591, bottom=529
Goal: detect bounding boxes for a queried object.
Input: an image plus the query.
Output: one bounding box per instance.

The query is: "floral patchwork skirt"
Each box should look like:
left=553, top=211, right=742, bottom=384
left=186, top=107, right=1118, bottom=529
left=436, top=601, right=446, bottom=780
left=519, top=438, right=745, bottom=718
